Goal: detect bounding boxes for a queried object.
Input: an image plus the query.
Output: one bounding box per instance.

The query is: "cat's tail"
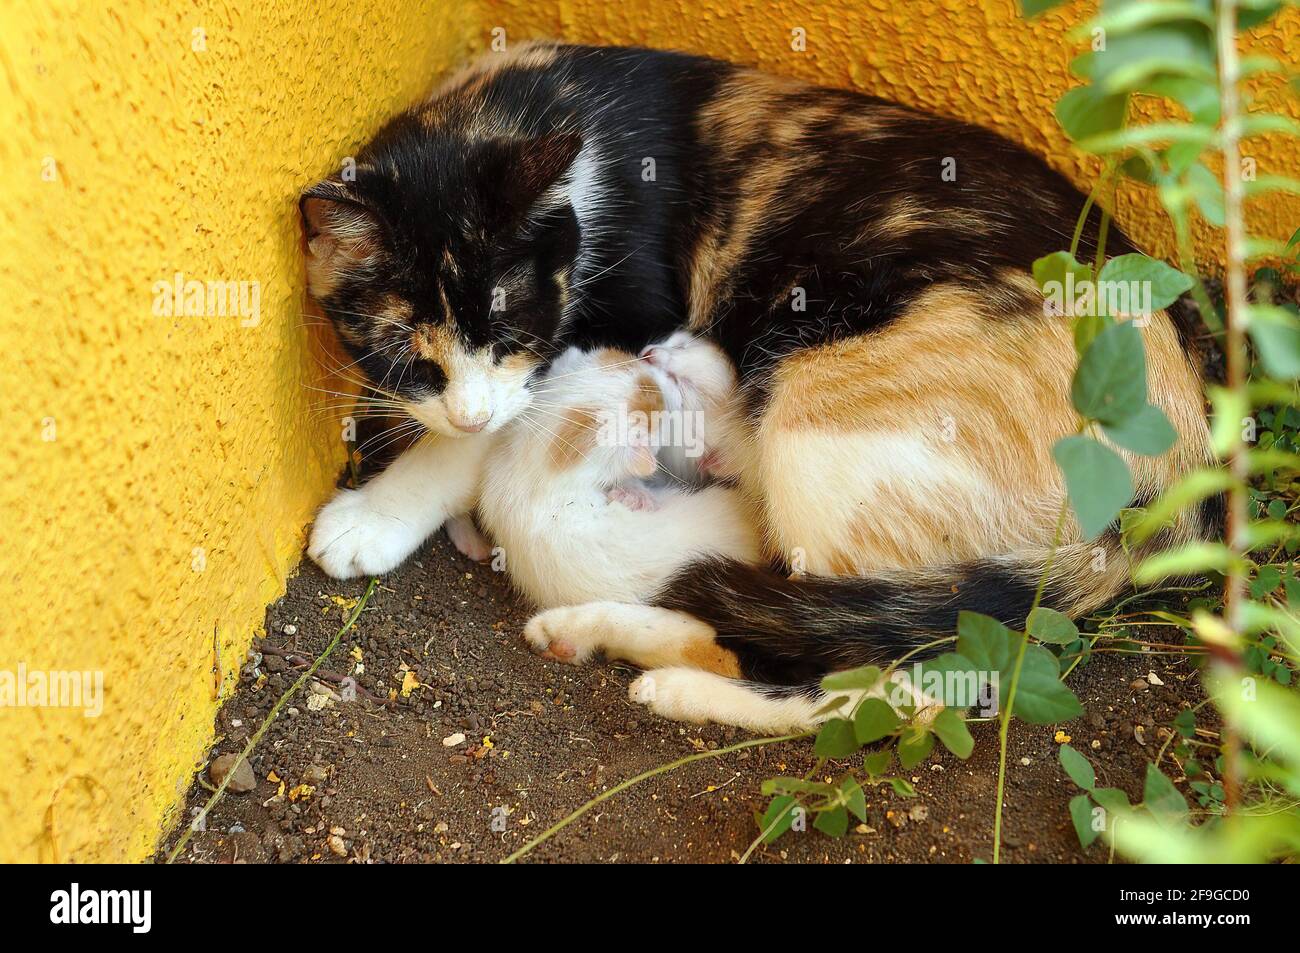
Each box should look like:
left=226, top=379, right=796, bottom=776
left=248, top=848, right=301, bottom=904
left=650, top=515, right=1212, bottom=690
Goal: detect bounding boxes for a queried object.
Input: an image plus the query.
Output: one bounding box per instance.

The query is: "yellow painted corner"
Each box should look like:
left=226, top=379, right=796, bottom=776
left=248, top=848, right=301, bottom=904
left=1, top=0, right=1296, bottom=864
left=0, top=1, right=478, bottom=862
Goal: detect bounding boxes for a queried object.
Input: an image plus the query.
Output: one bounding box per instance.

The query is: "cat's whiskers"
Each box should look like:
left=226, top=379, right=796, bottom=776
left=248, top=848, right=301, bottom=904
left=356, top=418, right=429, bottom=460
left=513, top=410, right=592, bottom=465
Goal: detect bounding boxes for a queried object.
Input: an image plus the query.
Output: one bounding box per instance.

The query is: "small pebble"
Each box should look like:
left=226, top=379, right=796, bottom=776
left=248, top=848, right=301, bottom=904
left=442, top=732, right=467, bottom=747
left=208, top=753, right=256, bottom=794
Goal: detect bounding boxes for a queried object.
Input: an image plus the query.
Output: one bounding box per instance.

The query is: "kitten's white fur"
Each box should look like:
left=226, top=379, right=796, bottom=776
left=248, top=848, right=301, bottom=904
left=478, top=334, right=759, bottom=608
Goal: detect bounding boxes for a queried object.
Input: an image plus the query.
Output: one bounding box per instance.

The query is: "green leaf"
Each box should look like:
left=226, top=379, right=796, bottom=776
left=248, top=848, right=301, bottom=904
left=1250, top=566, right=1282, bottom=598
left=1248, top=304, right=1300, bottom=379
left=1033, top=250, right=1092, bottom=296
left=813, top=717, right=860, bottom=759
left=1134, top=542, right=1244, bottom=584
left=1055, top=86, right=1129, bottom=142
left=1087, top=18, right=1216, bottom=95
left=1070, top=793, right=1101, bottom=848
left=1142, top=76, right=1219, bottom=125
left=1097, top=253, right=1194, bottom=311
left=1102, top=402, right=1178, bottom=456
left=931, top=709, right=974, bottom=759
left=863, top=749, right=893, bottom=777
left=813, top=804, right=849, bottom=838
left=1243, top=174, right=1300, bottom=200
left=1053, top=435, right=1135, bottom=539
left=1012, top=645, right=1084, bottom=724
left=1027, top=607, right=1080, bottom=645
left=757, top=795, right=799, bottom=844
left=1209, top=669, right=1300, bottom=766
left=1059, top=743, right=1096, bottom=790
left=956, top=612, right=1018, bottom=675
left=1125, top=466, right=1236, bottom=544
left=889, top=777, right=917, bottom=798
left=897, top=728, right=935, bottom=769
left=1019, top=0, right=1065, bottom=15
left=1185, top=163, right=1225, bottom=226
left=1092, top=787, right=1131, bottom=813
left=841, top=778, right=868, bottom=822
left=821, top=665, right=883, bottom=693
left=1239, top=1, right=1283, bottom=30
left=1143, top=764, right=1189, bottom=822
left=1082, top=1, right=1215, bottom=36
left=1072, top=320, right=1148, bottom=424
left=1239, top=113, right=1300, bottom=139
left=1077, top=122, right=1213, bottom=155
left=853, top=698, right=901, bottom=744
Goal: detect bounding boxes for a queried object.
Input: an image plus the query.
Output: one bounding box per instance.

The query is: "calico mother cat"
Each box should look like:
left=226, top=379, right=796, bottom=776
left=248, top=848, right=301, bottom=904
left=301, top=42, right=1214, bottom=729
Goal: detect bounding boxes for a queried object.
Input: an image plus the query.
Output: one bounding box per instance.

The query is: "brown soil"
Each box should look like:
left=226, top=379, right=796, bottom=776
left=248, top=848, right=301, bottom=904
left=158, top=525, right=1205, bottom=865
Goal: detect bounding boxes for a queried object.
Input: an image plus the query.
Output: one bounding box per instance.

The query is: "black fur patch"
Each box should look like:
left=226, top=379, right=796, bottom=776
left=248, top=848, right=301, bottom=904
left=652, top=557, right=1043, bottom=685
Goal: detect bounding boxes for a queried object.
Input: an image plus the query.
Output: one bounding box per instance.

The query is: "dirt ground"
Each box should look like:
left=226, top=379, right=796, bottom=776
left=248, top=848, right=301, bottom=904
left=160, top=524, right=1206, bottom=865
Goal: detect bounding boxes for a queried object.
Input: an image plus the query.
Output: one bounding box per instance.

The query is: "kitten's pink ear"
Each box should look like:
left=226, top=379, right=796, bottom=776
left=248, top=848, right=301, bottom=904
left=299, top=182, right=383, bottom=298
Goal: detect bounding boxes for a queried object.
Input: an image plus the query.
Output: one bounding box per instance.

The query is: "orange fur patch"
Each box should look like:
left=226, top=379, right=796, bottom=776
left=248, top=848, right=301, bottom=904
left=681, top=638, right=743, bottom=679
left=547, top=407, right=598, bottom=471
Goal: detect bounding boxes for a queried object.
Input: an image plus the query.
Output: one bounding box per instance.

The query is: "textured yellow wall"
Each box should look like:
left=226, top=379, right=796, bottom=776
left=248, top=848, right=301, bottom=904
left=483, top=0, right=1300, bottom=265
left=0, top=1, right=477, bottom=862
left=2, top=0, right=1295, bottom=865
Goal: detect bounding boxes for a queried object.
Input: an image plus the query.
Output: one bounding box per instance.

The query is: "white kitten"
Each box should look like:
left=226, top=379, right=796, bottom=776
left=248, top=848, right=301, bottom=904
left=478, top=334, right=759, bottom=609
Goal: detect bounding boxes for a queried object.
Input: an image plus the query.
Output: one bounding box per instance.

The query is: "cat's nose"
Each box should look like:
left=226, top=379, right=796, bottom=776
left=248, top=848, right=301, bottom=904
left=448, top=411, right=492, bottom=433
left=640, top=346, right=663, bottom=365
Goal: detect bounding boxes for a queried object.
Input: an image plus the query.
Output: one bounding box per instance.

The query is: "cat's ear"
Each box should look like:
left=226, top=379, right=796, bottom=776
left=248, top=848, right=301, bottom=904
left=484, top=131, right=583, bottom=226
left=299, top=181, right=384, bottom=298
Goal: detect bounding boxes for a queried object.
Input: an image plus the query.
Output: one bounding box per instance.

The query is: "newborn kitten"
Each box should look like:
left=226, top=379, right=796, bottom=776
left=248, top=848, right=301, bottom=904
left=478, top=335, right=759, bottom=609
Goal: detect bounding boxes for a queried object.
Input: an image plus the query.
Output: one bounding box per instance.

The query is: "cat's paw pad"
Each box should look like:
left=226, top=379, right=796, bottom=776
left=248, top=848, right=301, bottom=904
left=445, top=515, right=492, bottom=562
left=606, top=483, right=658, bottom=511
left=307, top=489, right=418, bottom=579
left=522, top=610, right=594, bottom=665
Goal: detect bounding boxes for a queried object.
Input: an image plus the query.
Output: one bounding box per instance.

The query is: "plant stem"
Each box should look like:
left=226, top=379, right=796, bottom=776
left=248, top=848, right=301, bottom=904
left=992, top=499, right=1070, bottom=863
left=167, top=577, right=378, bottom=863
left=1215, top=0, right=1248, bottom=816
left=500, top=731, right=809, bottom=864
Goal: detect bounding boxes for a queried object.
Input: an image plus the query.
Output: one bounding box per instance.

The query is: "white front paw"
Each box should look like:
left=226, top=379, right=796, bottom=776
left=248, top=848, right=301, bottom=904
left=307, top=489, right=420, bottom=579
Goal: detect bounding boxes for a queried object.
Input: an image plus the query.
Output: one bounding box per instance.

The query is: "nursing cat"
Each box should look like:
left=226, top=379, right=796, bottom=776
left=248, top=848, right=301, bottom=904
left=301, top=42, right=1215, bottom=730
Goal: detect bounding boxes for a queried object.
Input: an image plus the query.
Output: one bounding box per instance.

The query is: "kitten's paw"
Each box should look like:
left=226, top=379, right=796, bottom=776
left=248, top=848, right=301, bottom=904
left=606, top=483, right=658, bottom=511
left=628, top=668, right=706, bottom=724
left=628, top=672, right=659, bottom=705
left=522, top=608, right=597, bottom=665
left=445, top=514, right=492, bottom=562
left=307, top=489, right=421, bottom=579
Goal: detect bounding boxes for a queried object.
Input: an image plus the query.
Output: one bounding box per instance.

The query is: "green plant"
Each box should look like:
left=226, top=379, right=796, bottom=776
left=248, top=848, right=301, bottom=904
left=754, top=0, right=1300, bottom=863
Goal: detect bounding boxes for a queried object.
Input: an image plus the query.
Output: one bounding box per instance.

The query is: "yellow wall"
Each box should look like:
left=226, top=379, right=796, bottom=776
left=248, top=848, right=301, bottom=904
left=0, top=1, right=477, bottom=862
left=485, top=0, right=1300, bottom=264
left=1, top=0, right=1296, bottom=863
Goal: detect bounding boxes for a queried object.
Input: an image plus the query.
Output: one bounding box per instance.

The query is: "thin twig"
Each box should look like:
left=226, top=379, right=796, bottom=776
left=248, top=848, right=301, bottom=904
left=166, top=578, right=378, bottom=863
left=500, top=731, right=809, bottom=864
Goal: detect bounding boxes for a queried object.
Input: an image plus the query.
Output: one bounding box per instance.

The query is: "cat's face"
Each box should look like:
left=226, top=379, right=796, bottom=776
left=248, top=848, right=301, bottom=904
left=300, top=114, right=582, bottom=437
